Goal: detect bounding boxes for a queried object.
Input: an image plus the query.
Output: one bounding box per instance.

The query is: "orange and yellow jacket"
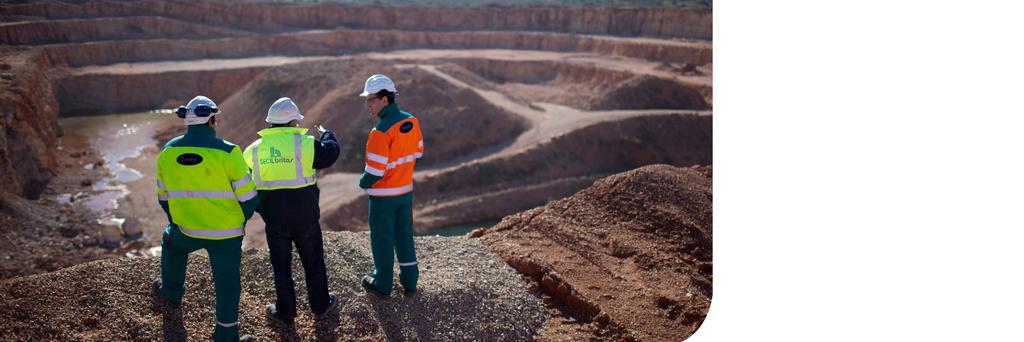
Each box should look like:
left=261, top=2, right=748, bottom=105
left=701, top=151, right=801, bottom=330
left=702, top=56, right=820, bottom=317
left=359, top=103, right=424, bottom=197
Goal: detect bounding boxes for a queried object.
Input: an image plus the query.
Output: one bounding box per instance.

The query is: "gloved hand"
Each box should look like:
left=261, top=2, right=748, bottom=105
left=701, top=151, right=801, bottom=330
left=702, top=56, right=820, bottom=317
left=315, top=124, right=327, bottom=134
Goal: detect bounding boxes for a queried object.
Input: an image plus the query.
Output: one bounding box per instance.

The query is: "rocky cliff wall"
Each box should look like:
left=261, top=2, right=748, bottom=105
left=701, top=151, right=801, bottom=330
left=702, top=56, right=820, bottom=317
left=0, top=50, right=61, bottom=199
left=39, top=29, right=710, bottom=68
left=0, top=16, right=254, bottom=46
left=447, top=58, right=710, bottom=110
left=5, top=1, right=712, bottom=39
left=55, top=67, right=269, bottom=116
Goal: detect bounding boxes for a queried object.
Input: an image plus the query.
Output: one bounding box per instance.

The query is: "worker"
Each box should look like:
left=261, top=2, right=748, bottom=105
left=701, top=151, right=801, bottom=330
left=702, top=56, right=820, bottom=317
left=242, top=97, right=340, bottom=325
left=358, top=74, right=424, bottom=297
left=153, top=95, right=257, bottom=342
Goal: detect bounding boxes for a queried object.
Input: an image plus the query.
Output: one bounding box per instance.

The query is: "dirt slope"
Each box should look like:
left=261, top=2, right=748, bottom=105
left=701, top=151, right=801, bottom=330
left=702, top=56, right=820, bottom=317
left=0, top=231, right=548, bottom=341
left=477, top=164, right=712, bottom=341
left=213, top=60, right=528, bottom=172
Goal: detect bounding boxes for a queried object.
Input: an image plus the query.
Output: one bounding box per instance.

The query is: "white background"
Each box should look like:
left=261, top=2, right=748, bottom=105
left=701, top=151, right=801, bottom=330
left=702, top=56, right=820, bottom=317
left=696, top=1, right=1024, bottom=340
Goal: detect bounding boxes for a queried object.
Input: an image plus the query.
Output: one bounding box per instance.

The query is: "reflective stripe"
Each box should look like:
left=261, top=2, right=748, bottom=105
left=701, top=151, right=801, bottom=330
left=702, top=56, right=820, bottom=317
left=236, top=189, right=257, bottom=202
left=231, top=174, right=252, bottom=190
left=166, top=190, right=236, bottom=199
left=157, top=181, right=167, bottom=191
left=418, top=140, right=423, bottom=148
left=158, top=194, right=168, bottom=201
left=366, top=184, right=413, bottom=196
left=364, top=165, right=385, bottom=176
left=414, top=152, right=423, bottom=159
left=178, top=225, right=244, bottom=238
left=257, top=175, right=317, bottom=188
left=399, top=261, right=418, bottom=267
left=367, top=152, right=389, bottom=164
left=386, top=153, right=418, bottom=170
left=251, top=147, right=262, bottom=186
left=293, top=135, right=304, bottom=181
left=216, top=321, right=239, bottom=328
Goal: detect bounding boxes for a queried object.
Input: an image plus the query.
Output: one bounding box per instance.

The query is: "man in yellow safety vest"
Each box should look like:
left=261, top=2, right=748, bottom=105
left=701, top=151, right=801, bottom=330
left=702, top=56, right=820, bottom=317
left=243, top=97, right=340, bottom=325
left=153, top=95, right=257, bottom=342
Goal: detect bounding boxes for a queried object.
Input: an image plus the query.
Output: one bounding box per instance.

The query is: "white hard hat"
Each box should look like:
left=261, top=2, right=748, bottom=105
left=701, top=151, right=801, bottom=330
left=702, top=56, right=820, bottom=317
left=266, top=97, right=304, bottom=124
left=179, top=95, right=219, bottom=126
left=359, top=74, right=398, bottom=97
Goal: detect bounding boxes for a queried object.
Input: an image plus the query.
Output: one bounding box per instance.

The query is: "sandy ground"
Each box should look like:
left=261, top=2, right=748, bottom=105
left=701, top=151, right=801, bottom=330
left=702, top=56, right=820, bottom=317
left=0, top=231, right=549, bottom=341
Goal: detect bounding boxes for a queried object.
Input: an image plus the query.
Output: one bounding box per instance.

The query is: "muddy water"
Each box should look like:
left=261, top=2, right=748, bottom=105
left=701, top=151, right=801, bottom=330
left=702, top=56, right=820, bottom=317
left=60, top=111, right=173, bottom=256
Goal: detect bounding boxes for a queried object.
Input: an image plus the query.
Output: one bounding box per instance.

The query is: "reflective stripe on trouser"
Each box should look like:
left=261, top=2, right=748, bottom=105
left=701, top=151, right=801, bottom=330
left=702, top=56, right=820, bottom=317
left=368, top=192, right=418, bottom=294
left=160, top=226, right=242, bottom=342
left=252, top=134, right=316, bottom=190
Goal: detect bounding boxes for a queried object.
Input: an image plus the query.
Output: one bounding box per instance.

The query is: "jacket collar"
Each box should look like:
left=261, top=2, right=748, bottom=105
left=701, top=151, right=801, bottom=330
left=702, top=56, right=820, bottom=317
left=257, top=126, right=309, bottom=137
left=185, top=124, right=217, bottom=137
left=377, top=103, right=400, bottom=120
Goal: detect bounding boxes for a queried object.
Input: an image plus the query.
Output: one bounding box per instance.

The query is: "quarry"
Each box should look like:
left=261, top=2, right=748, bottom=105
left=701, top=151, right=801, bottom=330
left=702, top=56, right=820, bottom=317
left=0, top=1, right=711, bottom=340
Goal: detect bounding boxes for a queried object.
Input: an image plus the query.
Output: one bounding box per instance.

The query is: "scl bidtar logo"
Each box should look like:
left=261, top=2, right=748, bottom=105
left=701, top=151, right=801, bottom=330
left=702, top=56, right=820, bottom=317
left=260, top=147, right=294, bottom=164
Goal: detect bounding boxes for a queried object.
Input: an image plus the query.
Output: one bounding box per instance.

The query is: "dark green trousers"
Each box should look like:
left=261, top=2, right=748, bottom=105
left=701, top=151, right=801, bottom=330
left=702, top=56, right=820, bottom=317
left=160, top=226, right=243, bottom=342
left=368, top=192, right=419, bottom=294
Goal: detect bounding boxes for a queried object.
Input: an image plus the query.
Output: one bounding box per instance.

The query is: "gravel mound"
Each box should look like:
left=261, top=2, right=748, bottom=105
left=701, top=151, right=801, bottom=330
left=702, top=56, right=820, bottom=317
left=478, top=164, right=712, bottom=341
left=0, top=231, right=548, bottom=341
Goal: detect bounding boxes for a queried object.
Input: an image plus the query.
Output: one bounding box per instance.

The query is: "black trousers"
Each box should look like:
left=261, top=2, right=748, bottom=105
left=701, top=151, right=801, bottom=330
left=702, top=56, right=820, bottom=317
left=265, top=222, right=330, bottom=319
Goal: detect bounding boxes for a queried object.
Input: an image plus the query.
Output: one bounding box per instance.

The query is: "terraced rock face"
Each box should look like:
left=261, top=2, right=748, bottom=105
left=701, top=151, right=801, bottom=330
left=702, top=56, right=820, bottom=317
left=324, top=112, right=712, bottom=231
left=211, top=60, right=528, bottom=172
left=0, top=1, right=712, bottom=200
left=1, top=2, right=712, bottom=340
left=478, top=164, right=713, bottom=341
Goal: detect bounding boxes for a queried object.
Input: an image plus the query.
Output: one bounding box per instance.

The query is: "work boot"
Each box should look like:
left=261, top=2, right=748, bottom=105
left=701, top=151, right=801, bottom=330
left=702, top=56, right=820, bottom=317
left=403, top=287, right=417, bottom=297
left=361, top=275, right=390, bottom=298
left=265, top=304, right=294, bottom=326
left=152, top=278, right=181, bottom=308
left=315, top=293, right=339, bottom=320
left=239, top=334, right=254, bottom=342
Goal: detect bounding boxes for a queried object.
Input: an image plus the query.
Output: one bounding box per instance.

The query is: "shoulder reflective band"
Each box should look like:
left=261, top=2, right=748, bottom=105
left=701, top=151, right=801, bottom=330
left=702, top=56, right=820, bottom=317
left=367, top=152, right=388, bottom=164
left=178, top=225, right=244, bottom=238
left=418, top=140, right=423, bottom=148
left=366, top=184, right=413, bottom=196
left=251, top=134, right=317, bottom=188
left=158, top=181, right=167, bottom=191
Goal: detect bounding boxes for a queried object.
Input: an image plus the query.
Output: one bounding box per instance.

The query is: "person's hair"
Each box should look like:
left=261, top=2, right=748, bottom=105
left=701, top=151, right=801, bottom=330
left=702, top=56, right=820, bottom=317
left=376, top=89, right=396, bottom=104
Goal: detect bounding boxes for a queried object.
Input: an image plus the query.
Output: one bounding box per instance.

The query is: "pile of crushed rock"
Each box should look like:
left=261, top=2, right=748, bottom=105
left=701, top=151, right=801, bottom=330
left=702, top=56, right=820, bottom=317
left=0, top=231, right=548, bottom=341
